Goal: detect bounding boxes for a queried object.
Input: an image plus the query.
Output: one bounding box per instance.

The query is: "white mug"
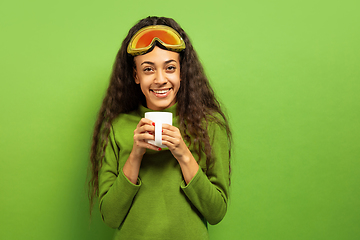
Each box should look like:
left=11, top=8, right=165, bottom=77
left=144, top=112, right=173, bottom=148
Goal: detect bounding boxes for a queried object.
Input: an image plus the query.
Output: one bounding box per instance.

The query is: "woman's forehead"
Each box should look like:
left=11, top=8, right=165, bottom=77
left=134, top=46, right=180, bottom=65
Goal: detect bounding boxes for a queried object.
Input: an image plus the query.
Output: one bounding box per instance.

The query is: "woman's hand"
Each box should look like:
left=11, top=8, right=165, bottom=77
left=161, top=124, right=199, bottom=184
left=161, top=124, right=189, bottom=161
left=131, top=118, right=160, bottom=159
left=124, top=118, right=160, bottom=184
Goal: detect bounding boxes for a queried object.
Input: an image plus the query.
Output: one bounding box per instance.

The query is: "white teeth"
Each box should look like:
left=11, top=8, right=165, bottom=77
left=153, top=89, right=170, bottom=94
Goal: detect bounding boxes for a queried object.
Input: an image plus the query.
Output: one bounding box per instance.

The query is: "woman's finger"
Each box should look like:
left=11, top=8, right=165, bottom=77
left=134, top=132, right=154, bottom=142
left=135, top=118, right=154, bottom=129
left=139, top=124, right=155, bottom=134
left=161, top=124, right=177, bottom=132
left=162, top=135, right=181, bottom=147
left=134, top=118, right=155, bottom=135
left=135, top=140, right=161, bottom=151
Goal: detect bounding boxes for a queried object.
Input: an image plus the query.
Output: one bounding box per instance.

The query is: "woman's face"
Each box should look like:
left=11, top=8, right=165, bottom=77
left=134, top=46, right=181, bottom=110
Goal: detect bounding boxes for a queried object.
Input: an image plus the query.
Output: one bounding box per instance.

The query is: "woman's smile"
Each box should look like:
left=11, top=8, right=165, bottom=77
left=151, top=88, right=172, bottom=97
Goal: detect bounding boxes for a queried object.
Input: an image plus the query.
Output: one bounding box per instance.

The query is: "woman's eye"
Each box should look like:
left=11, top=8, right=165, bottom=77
left=143, top=67, right=153, bottom=72
left=167, top=66, right=176, bottom=71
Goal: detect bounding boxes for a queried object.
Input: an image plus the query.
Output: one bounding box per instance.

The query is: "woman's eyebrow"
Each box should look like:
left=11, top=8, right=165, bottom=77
left=141, top=61, right=154, bottom=65
left=141, top=59, right=177, bottom=65
left=165, top=59, right=176, bottom=64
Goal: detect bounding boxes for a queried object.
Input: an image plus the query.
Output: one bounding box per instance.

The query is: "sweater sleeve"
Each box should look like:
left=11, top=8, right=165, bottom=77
left=98, top=125, right=141, bottom=229
left=180, top=121, right=230, bottom=225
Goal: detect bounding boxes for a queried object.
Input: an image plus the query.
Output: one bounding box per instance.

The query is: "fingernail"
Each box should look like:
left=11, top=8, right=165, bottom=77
left=152, top=122, right=155, bottom=126
left=158, top=148, right=162, bottom=151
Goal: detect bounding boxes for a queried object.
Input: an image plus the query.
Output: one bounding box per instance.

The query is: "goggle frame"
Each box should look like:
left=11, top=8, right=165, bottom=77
left=127, top=25, right=186, bottom=56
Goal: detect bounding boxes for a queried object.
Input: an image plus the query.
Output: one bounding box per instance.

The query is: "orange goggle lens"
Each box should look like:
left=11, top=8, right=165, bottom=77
left=127, top=25, right=186, bottom=56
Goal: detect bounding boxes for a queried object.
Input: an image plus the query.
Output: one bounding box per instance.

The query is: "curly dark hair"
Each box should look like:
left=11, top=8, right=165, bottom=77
left=88, top=16, right=232, bottom=214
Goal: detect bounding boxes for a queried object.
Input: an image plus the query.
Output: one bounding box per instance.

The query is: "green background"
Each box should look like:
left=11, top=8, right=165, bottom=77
left=1, top=0, right=359, bottom=239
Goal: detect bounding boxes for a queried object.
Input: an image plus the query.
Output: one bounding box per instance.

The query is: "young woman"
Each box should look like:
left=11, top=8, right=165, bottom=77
left=89, top=16, right=232, bottom=240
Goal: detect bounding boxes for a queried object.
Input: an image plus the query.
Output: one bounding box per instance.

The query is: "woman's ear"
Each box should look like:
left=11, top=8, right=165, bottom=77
left=133, top=68, right=140, bottom=84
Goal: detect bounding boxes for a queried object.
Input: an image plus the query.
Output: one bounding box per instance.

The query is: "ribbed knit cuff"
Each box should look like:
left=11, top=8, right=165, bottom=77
left=180, top=167, right=205, bottom=192
left=120, top=168, right=142, bottom=189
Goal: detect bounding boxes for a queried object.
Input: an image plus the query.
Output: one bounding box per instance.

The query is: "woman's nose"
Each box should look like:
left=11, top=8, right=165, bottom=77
left=154, top=71, right=167, bottom=84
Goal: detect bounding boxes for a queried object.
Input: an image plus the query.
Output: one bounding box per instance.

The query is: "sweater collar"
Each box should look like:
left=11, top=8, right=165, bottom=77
left=138, top=103, right=178, bottom=116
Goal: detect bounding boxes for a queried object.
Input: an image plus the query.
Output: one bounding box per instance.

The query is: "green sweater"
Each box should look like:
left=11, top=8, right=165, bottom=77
left=98, top=104, right=230, bottom=240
